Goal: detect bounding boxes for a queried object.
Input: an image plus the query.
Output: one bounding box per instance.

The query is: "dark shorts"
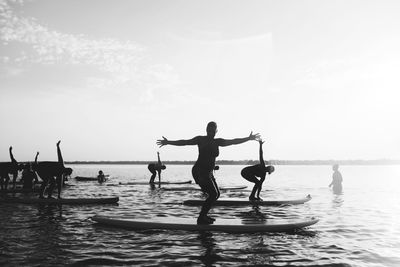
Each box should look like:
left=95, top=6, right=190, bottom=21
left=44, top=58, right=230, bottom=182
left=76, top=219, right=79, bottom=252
left=191, top=165, right=213, bottom=185
left=148, top=164, right=156, bottom=173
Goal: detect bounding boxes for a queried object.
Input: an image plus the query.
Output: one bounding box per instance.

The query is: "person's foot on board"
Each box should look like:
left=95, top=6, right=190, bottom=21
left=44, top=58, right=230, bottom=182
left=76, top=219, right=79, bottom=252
left=47, top=196, right=55, bottom=199
left=207, top=216, right=216, bottom=222
left=249, top=196, right=257, bottom=201
left=197, top=215, right=214, bottom=225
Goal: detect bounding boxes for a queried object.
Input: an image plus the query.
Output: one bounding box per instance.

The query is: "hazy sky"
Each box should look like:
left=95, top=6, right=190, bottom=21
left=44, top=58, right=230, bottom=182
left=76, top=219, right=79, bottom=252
left=1, top=0, right=399, bottom=162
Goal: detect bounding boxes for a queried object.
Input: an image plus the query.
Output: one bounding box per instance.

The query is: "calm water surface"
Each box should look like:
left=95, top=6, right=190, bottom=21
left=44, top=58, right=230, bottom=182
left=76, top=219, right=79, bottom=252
left=1, top=164, right=400, bottom=266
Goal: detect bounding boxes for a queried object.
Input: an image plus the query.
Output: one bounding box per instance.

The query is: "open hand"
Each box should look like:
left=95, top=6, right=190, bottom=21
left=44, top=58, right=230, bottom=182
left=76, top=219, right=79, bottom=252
left=156, top=136, right=168, bottom=147
left=249, top=131, right=260, bottom=141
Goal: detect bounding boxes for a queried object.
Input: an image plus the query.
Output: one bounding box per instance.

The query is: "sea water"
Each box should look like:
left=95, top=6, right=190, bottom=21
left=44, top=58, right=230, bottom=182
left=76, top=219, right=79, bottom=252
left=0, top=164, right=399, bottom=266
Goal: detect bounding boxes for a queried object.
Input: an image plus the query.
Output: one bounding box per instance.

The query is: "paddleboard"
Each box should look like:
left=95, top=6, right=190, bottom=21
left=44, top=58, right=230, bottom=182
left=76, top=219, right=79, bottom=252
left=219, top=185, right=248, bottom=191
left=0, top=196, right=119, bottom=205
left=0, top=188, right=41, bottom=194
left=119, top=180, right=192, bottom=185
left=75, top=175, right=109, bottom=181
left=92, top=215, right=319, bottom=233
left=183, top=195, right=312, bottom=206
left=161, top=186, right=197, bottom=191
left=161, top=185, right=248, bottom=191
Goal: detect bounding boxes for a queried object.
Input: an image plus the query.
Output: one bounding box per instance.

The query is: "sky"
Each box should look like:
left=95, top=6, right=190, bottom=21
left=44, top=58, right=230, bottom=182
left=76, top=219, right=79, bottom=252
left=1, top=0, right=399, bottom=162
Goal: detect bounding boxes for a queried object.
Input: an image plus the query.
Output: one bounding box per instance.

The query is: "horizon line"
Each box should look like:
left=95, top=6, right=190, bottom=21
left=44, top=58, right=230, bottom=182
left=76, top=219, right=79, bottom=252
left=59, top=159, right=400, bottom=165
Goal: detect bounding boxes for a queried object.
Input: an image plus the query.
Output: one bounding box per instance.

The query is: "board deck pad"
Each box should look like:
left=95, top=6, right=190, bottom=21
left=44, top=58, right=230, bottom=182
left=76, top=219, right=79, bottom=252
left=92, top=215, right=318, bottom=233
left=183, top=195, right=312, bottom=206
left=0, top=196, right=119, bottom=205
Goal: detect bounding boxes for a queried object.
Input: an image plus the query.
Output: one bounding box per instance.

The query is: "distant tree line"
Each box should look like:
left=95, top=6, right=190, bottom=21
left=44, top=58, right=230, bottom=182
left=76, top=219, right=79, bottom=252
left=64, top=159, right=400, bottom=165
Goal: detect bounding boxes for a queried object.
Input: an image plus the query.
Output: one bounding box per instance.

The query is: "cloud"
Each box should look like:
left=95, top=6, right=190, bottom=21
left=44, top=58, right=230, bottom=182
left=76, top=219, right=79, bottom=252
left=0, top=0, right=180, bottom=92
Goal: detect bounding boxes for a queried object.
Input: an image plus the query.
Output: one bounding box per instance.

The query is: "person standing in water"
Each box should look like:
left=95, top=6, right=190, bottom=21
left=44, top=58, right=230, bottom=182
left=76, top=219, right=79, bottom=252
left=241, top=140, right=275, bottom=201
left=157, top=121, right=260, bottom=224
left=148, top=152, right=166, bottom=184
left=34, top=141, right=73, bottom=199
left=329, top=164, right=343, bottom=194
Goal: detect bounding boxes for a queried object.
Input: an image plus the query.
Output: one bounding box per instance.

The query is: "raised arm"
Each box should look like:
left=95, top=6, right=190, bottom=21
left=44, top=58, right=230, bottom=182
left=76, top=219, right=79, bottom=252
left=34, top=152, right=39, bottom=165
left=9, top=146, right=17, bottom=163
left=157, top=136, right=199, bottom=147
left=259, top=140, right=265, bottom=167
left=57, top=140, right=64, bottom=165
left=218, top=131, right=260, bottom=147
left=157, top=152, right=161, bottom=165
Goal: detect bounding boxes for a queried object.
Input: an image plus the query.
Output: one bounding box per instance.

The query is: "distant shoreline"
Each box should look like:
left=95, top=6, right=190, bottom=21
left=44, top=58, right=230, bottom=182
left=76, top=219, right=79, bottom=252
left=64, top=160, right=400, bottom=165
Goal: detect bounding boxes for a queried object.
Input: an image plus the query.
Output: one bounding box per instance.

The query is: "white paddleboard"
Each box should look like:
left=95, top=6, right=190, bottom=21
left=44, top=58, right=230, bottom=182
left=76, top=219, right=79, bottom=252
left=161, top=185, right=247, bottom=191
left=0, top=196, right=119, bottom=205
left=183, top=195, right=312, bottom=206
left=118, top=180, right=192, bottom=185
left=92, top=215, right=319, bottom=233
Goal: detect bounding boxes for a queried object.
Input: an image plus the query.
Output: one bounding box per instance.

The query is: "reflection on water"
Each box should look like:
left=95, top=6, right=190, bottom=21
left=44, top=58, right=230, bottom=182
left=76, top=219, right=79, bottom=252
left=239, top=206, right=268, bottom=224
left=331, top=193, right=344, bottom=209
left=1, top=164, right=400, bottom=266
left=197, top=231, right=220, bottom=267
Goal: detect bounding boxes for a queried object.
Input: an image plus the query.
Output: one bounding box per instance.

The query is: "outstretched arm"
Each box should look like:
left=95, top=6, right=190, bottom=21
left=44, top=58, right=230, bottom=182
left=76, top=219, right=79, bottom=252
left=9, top=146, right=17, bottom=163
left=259, top=140, right=265, bottom=167
left=219, top=131, right=260, bottom=147
left=157, top=136, right=199, bottom=147
left=157, top=169, right=161, bottom=182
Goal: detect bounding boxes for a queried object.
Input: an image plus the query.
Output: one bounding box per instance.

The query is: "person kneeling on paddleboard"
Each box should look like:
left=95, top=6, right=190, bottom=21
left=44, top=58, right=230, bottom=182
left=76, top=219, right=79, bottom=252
left=241, top=140, right=274, bottom=201
left=97, top=170, right=106, bottom=183
left=157, top=121, right=259, bottom=225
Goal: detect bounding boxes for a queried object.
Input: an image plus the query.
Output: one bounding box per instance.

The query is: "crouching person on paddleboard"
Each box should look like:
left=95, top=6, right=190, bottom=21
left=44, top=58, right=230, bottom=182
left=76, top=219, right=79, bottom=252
left=34, top=141, right=73, bottom=199
left=157, top=121, right=259, bottom=225
left=241, top=140, right=275, bottom=201
left=148, top=152, right=166, bottom=184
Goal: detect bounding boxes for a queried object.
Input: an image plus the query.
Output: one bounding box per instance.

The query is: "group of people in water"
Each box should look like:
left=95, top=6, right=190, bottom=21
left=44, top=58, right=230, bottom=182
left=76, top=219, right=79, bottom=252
left=1, top=121, right=343, bottom=225
left=0, top=141, right=73, bottom=199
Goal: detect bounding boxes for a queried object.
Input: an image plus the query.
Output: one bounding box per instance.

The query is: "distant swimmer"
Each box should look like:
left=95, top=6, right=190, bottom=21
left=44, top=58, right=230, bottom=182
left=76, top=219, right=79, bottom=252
left=21, top=162, right=39, bottom=190
left=34, top=141, right=73, bottom=199
left=148, top=152, right=166, bottom=184
left=97, top=170, right=106, bottom=183
left=241, top=140, right=275, bottom=201
left=0, top=146, right=22, bottom=190
left=157, top=121, right=260, bottom=225
left=329, top=164, right=343, bottom=194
